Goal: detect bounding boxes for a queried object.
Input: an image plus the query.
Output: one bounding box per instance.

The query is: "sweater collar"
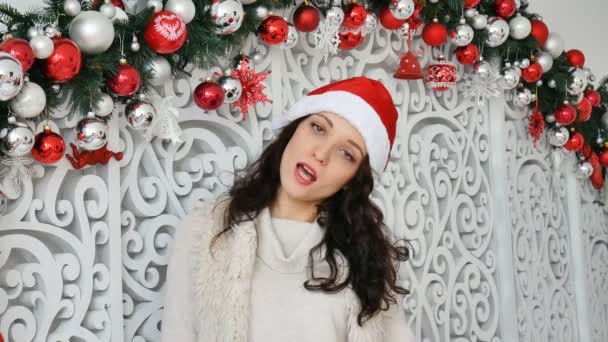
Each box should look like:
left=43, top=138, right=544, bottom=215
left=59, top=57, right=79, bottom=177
left=255, top=207, right=325, bottom=273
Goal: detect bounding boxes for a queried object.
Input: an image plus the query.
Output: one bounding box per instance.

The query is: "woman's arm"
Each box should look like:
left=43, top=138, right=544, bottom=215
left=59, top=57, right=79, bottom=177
left=160, top=210, right=202, bottom=342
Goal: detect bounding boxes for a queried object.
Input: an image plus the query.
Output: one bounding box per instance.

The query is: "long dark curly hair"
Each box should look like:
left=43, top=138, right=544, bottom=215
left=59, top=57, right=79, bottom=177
left=211, top=116, right=410, bottom=325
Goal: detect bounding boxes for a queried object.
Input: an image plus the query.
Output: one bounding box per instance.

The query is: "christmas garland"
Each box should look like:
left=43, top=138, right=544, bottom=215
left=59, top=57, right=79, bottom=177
left=0, top=0, right=607, bottom=210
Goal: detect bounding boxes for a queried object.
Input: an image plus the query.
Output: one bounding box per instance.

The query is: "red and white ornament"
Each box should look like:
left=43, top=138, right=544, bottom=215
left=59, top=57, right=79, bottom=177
left=144, top=11, right=188, bottom=54
left=107, top=62, right=141, bottom=96
left=338, top=26, right=364, bottom=50
left=342, top=3, right=367, bottom=29
left=425, top=57, right=458, bottom=92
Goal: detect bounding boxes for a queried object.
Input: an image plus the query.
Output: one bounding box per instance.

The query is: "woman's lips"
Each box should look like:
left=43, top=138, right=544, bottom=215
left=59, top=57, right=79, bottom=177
left=294, top=162, right=317, bottom=185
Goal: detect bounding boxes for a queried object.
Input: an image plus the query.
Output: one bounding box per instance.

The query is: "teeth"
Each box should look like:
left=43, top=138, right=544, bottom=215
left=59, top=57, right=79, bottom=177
left=302, top=165, right=314, bottom=176
left=298, top=164, right=315, bottom=182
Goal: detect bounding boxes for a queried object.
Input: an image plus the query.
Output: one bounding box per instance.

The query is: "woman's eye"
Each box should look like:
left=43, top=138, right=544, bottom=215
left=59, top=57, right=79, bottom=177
left=341, top=149, right=354, bottom=162
left=311, top=122, right=324, bottom=133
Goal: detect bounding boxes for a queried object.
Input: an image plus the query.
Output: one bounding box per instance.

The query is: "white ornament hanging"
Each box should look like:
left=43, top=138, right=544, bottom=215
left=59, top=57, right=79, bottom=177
left=144, top=95, right=183, bottom=144
left=313, top=18, right=340, bottom=63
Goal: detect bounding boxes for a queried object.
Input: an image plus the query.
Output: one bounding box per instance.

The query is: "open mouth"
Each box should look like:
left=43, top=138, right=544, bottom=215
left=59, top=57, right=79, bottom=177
left=295, top=162, right=317, bottom=185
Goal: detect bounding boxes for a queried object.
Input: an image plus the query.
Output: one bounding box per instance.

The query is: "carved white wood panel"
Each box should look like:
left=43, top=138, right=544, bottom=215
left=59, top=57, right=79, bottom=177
left=1, top=10, right=608, bottom=342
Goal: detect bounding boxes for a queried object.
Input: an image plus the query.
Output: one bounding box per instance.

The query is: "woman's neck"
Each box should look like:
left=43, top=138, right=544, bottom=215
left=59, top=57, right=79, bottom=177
left=270, top=188, right=318, bottom=223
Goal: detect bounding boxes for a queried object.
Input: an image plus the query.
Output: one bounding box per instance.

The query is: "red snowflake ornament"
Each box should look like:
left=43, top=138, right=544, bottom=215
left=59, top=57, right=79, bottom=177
left=231, top=56, right=272, bottom=120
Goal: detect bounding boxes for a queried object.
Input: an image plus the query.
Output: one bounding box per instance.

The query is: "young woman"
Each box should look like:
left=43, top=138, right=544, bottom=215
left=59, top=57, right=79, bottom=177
left=161, top=76, right=414, bottom=341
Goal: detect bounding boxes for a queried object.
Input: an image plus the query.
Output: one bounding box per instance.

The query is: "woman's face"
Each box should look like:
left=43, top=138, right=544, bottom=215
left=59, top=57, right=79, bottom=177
left=278, top=112, right=368, bottom=205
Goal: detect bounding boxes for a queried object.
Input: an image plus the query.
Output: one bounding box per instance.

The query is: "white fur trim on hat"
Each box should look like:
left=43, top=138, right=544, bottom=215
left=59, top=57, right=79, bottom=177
left=272, top=90, right=390, bottom=174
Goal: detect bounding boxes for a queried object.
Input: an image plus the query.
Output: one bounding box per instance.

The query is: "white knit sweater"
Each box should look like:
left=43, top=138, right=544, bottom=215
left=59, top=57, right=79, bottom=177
left=161, top=200, right=415, bottom=342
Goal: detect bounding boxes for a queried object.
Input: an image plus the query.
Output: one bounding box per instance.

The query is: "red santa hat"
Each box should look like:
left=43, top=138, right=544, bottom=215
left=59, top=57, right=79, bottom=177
left=272, top=76, right=399, bottom=174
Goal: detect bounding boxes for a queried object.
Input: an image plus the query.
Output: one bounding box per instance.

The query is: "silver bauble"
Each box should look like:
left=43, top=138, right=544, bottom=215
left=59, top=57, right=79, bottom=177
left=0, top=118, right=35, bottom=157
left=464, top=8, right=477, bottom=19
left=0, top=52, right=24, bottom=101
left=29, top=35, right=54, bottom=59
left=218, top=76, right=243, bottom=104
left=255, top=5, right=269, bottom=20
left=125, top=100, right=156, bottom=130
left=474, top=60, right=494, bottom=82
left=601, top=112, right=608, bottom=130
left=326, top=7, right=345, bottom=26
left=573, top=161, right=594, bottom=179
left=44, top=25, right=58, bottom=38
left=165, top=0, right=196, bottom=23
left=471, top=13, right=488, bottom=30
left=597, top=136, right=605, bottom=145
left=63, top=0, right=82, bottom=16
left=535, top=51, right=553, bottom=73
left=568, top=68, right=588, bottom=95
left=0, top=191, right=7, bottom=216
left=148, top=0, right=163, bottom=13
left=27, top=26, right=40, bottom=39
left=281, top=24, right=299, bottom=49
left=500, top=66, right=521, bottom=90
left=513, top=88, right=533, bottom=107
left=94, top=93, right=114, bottom=117
left=76, top=114, right=108, bottom=151
left=211, top=0, right=245, bottom=35
left=543, top=32, right=564, bottom=58
left=547, top=126, right=569, bottom=147
left=508, top=14, right=531, bottom=40
left=548, top=79, right=557, bottom=88
left=100, top=3, right=116, bottom=19
left=130, top=41, right=140, bottom=52
left=10, top=81, right=46, bottom=119
left=520, top=58, right=530, bottom=68
left=69, top=11, right=115, bottom=54
left=485, top=17, right=509, bottom=47
left=389, top=0, right=415, bottom=20
left=231, top=53, right=252, bottom=71
left=143, top=56, right=172, bottom=86
left=545, top=114, right=555, bottom=123
left=363, top=14, right=378, bottom=34
left=451, top=22, right=474, bottom=47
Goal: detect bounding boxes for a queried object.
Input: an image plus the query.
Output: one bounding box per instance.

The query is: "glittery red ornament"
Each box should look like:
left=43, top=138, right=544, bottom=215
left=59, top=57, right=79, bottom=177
left=554, top=103, right=577, bottom=126
left=566, top=49, right=585, bottom=68
left=144, top=11, right=188, bottom=54
left=394, top=51, right=423, bottom=79
left=425, top=57, right=458, bottom=91
left=576, top=98, right=592, bottom=122
left=293, top=5, right=320, bottom=32
left=343, top=3, right=367, bottom=29
left=107, top=63, right=141, bottom=97
left=65, top=143, right=123, bottom=169
left=599, top=150, right=608, bottom=167
left=32, top=126, right=65, bottom=164
left=464, top=0, right=481, bottom=8
left=584, top=89, right=602, bottom=107
left=0, top=38, right=35, bottom=73
left=194, top=81, right=225, bottom=110
left=378, top=6, right=406, bottom=30
left=231, top=55, right=272, bottom=119
left=521, top=62, right=543, bottom=83
left=43, top=38, right=82, bottom=83
left=258, top=16, right=289, bottom=45
left=564, top=131, right=584, bottom=151
left=530, top=19, right=549, bottom=45
left=422, top=20, right=448, bottom=47
left=455, top=44, right=479, bottom=65
left=495, top=0, right=517, bottom=18
left=528, top=109, right=544, bottom=145
left=338, top=27, right=364, bottom=50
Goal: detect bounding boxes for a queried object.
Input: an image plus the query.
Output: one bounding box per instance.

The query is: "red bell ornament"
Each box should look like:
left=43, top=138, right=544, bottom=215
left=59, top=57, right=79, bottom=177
left=394, top=51, right=423, bottom=80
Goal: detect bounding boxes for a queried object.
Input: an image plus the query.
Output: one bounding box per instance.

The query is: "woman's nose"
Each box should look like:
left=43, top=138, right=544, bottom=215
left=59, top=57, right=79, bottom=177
left=313, top=145, right=330, bottom=165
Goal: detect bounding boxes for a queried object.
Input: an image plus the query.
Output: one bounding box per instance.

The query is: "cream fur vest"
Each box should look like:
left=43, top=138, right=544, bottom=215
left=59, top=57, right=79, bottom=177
left=190, top=198, right=387, bottom=342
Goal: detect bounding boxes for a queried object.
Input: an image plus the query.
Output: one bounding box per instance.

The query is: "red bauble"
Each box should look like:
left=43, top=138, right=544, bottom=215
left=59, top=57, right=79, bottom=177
left=194, top=81, right=225, bottom=110
left=590, top=171, right=604, bottom=189
left=599, top=150, right=608, bottom=167
left=464, top=0, right=481, bottom=8
left=107, top=64, right=141, bottom=96
left=554, top=103, right=577, bottom=126
left=564, top=132, right=584, bottom=152
left=338, top=27, right=364, bottom=50
left=144, top=11, right=188, bottom=54
left=293, top=5, right=320, bottom=32
left=32, top=127, right=65, bottom=164
left=378, top=6, right=406, bottom=30
left=530, top=19, right=549, bottom=45
left=343, top=3, right=367, bottom=29
left=455, top=44, right=479, bottom=65
left=0, top=38, right=35, bottom=73
left=521, top=62, right=543, bottom=83
left=576, top=98, right=592, bottom=122
left=584, top=89, right=602, bottom=107
left=111, top=0, right=125, bottom=9
left=44, top=38, right=82, bottom=83
left=495, top=0, right=517, bottom=18
left=422, top=21, right=448, bottom=47
left=566, top=49, right=585, bottom=68
left=581, top=144, right=592, bottom=159
left=425, top=58, right=458, bottom=91
left=258, top=16, right=289, bottom=45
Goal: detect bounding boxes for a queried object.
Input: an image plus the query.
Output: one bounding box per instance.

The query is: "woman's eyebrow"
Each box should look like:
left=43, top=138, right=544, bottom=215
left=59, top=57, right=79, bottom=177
left=316, top=113, right=334, bottom=128
left=347, top=139, right=365, bottom=157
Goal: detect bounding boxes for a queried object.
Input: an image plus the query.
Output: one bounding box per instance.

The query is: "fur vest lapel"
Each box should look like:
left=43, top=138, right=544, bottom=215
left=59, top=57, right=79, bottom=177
left=191, top=199, right=386, bottom=342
